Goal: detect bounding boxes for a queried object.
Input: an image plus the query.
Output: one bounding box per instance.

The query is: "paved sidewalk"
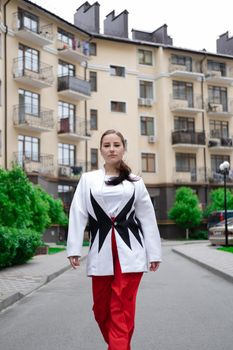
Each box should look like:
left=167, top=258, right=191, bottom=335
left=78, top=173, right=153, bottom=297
left=172, top=242, right=233, bottom=283
left=1, top=241, right=233, bottom=313
left=0, top=246, right=89, bottom=312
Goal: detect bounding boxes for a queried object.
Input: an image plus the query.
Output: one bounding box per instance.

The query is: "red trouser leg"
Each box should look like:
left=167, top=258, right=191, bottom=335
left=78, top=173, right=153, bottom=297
left=92, top=226, right=143, bottom=350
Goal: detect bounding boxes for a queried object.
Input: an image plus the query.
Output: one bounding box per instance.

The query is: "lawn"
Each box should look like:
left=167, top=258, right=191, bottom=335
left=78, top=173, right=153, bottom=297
left=217, top=246, right=233, bottom=254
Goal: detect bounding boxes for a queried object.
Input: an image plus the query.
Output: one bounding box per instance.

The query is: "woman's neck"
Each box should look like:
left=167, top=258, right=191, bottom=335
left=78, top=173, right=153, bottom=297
left=104, top=164, right=119, bottom=176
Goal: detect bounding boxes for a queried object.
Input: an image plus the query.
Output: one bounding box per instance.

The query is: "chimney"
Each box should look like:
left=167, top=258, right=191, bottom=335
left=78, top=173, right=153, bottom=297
left=132, top=24, right=173, bottom=45
left=104, top=10, right=129, bottom=38
left=74, top=1, right=100, bottom=33
left=217, top=31, right=233, bottom=56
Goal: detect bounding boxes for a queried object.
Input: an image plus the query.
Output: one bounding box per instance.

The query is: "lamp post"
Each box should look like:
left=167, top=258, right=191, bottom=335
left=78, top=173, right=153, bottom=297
left=219, top=161, right=230, bottom=246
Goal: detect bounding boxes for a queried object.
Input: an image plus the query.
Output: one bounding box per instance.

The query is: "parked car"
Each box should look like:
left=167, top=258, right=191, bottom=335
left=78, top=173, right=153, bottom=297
left=207, top=210, right=233, bottom=229
left=209, top=217, right=233, bottom=245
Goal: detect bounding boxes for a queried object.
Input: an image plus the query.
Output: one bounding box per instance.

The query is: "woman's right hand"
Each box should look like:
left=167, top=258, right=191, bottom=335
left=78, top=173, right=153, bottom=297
left=69, top=256, right=80, bottom=269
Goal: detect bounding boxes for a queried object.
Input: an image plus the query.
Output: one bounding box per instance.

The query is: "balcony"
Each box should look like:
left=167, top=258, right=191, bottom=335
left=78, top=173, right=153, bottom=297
left=172, top=130, right=205, bottom=149
left=170, top=95, right=204, bottom=114
left=208, top=135, right=233, bottom=150
left=13, top=58, right=54, bottom=89
left=13, top=105, right=55, bottom=132
left=169, top=61, right=204, bottom=81
left=57, top=75, right=91, bottom=101
left=206, top=100, right=233, bottom=118
left=13, top=152, right=54, bottom=175
left=57, top=161, right=91, bottom=179
left=58, top=118, right=91, bottom=141
left=173, top=167, right=206, bottom=184
left=12, top=13, right=54, bottom=47
left=208, top=170, right=233, bottom=184
left=57, top=38, right=90, bottom=63
left=205, top=68, right=233, bottom=86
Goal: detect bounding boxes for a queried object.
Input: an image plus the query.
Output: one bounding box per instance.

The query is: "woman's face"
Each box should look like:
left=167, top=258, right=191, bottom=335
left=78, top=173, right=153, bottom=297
left=100, top=133, right=125, bottom=166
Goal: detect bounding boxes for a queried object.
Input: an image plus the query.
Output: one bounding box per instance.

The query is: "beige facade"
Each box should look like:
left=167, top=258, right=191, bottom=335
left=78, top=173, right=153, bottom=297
left=1, top=0, right=233, bottom=237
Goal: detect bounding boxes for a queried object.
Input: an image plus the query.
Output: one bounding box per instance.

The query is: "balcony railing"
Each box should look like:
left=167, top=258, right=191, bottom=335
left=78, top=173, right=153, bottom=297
left=57, top=75, right=91, bottom=100
left=208, top=135, right=233, bottom=148
left=58, top=118, right=91, bottom=140
left=170, top=94, right=204, bottom=113
left=169, top=60, right=204, bottom=80
left=13, top=58, right=54, bottom=88
left=206, top=99, right=233, bottom=117
left=13, top=104, right=55, bottom=132
left=12, top=12, right=54, bottom=46
left=172, top=130, right=205, bottom=145
left=13, top=152, right=54, bottom=175
left=57, top=38, right=90, bottom=62
left=57, top=161, right=91, bottom=178
left=205, top=67, right=233, bottom=85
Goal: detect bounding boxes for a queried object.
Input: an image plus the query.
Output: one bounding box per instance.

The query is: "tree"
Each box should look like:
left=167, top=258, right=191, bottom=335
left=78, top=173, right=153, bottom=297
left=168, top=187, right=202, bottom=239
left=204, top=188, right=233, bottom=217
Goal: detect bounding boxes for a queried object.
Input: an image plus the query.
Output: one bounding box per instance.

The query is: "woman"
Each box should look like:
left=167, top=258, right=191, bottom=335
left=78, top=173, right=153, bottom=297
left=67, top=129, right=162, bottom=350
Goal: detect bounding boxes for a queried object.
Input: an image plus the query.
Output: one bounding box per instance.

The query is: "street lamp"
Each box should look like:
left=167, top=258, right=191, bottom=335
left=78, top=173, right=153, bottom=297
left=219, top=161, right=230, bottom=246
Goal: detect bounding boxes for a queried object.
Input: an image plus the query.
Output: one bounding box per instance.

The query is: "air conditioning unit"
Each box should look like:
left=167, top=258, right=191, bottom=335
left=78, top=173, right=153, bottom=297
left=145, top=98, right=153, bottom=106
left=59, top=166, right=71, bottom=177
left=148, top=135, right=156, bottom=143
left=138, top=98, right=146, bottom=106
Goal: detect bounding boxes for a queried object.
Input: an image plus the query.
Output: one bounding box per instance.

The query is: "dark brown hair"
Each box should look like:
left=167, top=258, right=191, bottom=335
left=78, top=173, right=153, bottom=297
left=100, top=129, right=138, bottom=185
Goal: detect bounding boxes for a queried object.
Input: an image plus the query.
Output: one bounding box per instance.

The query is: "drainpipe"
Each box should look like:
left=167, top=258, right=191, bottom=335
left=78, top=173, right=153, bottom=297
left=3, top=0, right=12, bottom=169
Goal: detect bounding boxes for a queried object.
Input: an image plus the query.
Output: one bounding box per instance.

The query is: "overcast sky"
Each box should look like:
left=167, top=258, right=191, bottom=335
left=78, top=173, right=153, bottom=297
left=32, top=0, right=233, bottom=53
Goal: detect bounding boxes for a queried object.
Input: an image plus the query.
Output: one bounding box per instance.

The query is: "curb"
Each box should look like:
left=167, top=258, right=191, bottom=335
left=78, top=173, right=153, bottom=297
left=0, top=255, right=87, bottom=313
left=172, top=248, right=233, bottom=284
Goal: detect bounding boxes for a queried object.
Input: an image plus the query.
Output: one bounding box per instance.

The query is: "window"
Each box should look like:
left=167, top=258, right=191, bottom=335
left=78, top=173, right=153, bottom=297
left=90, top=71, right=97, bottom=92
left=18, top=8, right=39, bottom=33
left=211, top=155, right=230, bottom=172
left=138, top=49, right=152, bottom=65
left=173, top=81, right=193, bottom=107
left=110, top=65, right=125, bottom=77
left=58, top=101, right=75, bottom=133
left=90, top=109, right=98, bottom=130
left=141, top=153, right=156, bottom=172
left=111, top=101, right=126, bottom=113
left=91, top=148, right=98, bottom=170
left=18, top=44, right=39, bottom=73
left=176, top=153, right=196, bottom=172
left=89, top=42, right=97, bottom=56
left=58, top=143, right=75, bottom=166
left=208, top=86, right=227, bottom=111
left=18, top=135, right=40, bottom=162
left=139, top=81, right=153, bottom=99
left=58, top=60, right=75, bottom=77
left=18, top=89, right=40, bottom=121
left=174, top=117, right=195, bottom=131
left=140, top=117, right=154, bottom=135
left=171, top=54, right=192, bottom=71
left=207, top=60, right=226, bottom=76
left=210, top=120, right=228, bottom=138
left=58, top=28, right=74, bottom=47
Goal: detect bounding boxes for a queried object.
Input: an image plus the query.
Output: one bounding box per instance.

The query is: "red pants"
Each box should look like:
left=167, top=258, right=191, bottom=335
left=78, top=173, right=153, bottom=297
left=92, top=226, right=143, bottom=350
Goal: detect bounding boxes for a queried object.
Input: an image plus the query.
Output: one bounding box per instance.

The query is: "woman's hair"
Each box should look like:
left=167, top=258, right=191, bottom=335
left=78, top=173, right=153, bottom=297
left=100, top=129, right=138, bottom=186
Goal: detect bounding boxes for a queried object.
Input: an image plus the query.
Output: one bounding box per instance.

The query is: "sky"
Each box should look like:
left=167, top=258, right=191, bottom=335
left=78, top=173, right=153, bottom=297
left=32, top=0, right=233, bottom=53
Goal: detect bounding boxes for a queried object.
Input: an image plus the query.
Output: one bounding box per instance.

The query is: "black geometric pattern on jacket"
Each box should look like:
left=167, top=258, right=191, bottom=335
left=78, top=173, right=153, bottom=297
left=88, top=190, right=143, bottom=252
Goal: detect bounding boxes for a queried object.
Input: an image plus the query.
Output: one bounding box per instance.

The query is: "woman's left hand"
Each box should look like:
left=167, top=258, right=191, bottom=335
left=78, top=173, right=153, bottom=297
left=149, top=261, right=160, bottom=272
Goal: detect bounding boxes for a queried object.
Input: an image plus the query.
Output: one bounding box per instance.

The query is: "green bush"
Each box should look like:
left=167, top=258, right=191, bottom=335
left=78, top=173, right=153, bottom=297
left=0, top=226, right=42, bottom=268
left=189, top=230, right=208, bottom=240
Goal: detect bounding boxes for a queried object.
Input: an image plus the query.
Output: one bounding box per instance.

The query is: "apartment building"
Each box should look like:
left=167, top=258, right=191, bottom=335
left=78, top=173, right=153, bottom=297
left=1, top=0, right=233, bottom=237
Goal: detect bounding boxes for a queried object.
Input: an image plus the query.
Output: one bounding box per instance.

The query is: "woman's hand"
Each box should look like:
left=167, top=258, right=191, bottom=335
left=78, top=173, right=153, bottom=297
left=69, top=256, right=80, bottom=269
left=149, top=261, right=160, bottom=272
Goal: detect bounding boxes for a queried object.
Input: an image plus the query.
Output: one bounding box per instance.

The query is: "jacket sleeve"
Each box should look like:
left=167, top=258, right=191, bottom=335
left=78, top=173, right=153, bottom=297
left=66, top=174, right=89, bottom=258
left=135, top=178, right=162, bottom=263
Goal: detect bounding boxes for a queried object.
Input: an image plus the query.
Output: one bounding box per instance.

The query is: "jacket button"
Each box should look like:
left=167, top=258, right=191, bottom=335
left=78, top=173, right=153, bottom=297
left=114, top=222, right=117, bottom=226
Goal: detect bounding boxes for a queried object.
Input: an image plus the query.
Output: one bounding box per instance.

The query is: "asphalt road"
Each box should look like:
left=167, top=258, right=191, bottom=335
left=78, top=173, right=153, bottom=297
left=0, top=245, right=233, bottom=350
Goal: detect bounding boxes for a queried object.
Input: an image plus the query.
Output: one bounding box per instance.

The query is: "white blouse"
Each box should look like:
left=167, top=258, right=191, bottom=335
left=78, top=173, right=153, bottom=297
left=102, top=175, right=124, bottom=217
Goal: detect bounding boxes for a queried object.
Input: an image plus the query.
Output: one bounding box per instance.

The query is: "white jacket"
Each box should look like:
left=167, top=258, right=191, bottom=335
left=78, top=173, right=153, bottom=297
left=67, top=168, right=162, bottom=276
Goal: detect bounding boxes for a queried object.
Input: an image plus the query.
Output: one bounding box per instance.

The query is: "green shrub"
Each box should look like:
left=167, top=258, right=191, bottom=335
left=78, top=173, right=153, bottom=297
left=0, top=226, right=42, bottom=268
left=189, top=230, right=208, bottom=240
